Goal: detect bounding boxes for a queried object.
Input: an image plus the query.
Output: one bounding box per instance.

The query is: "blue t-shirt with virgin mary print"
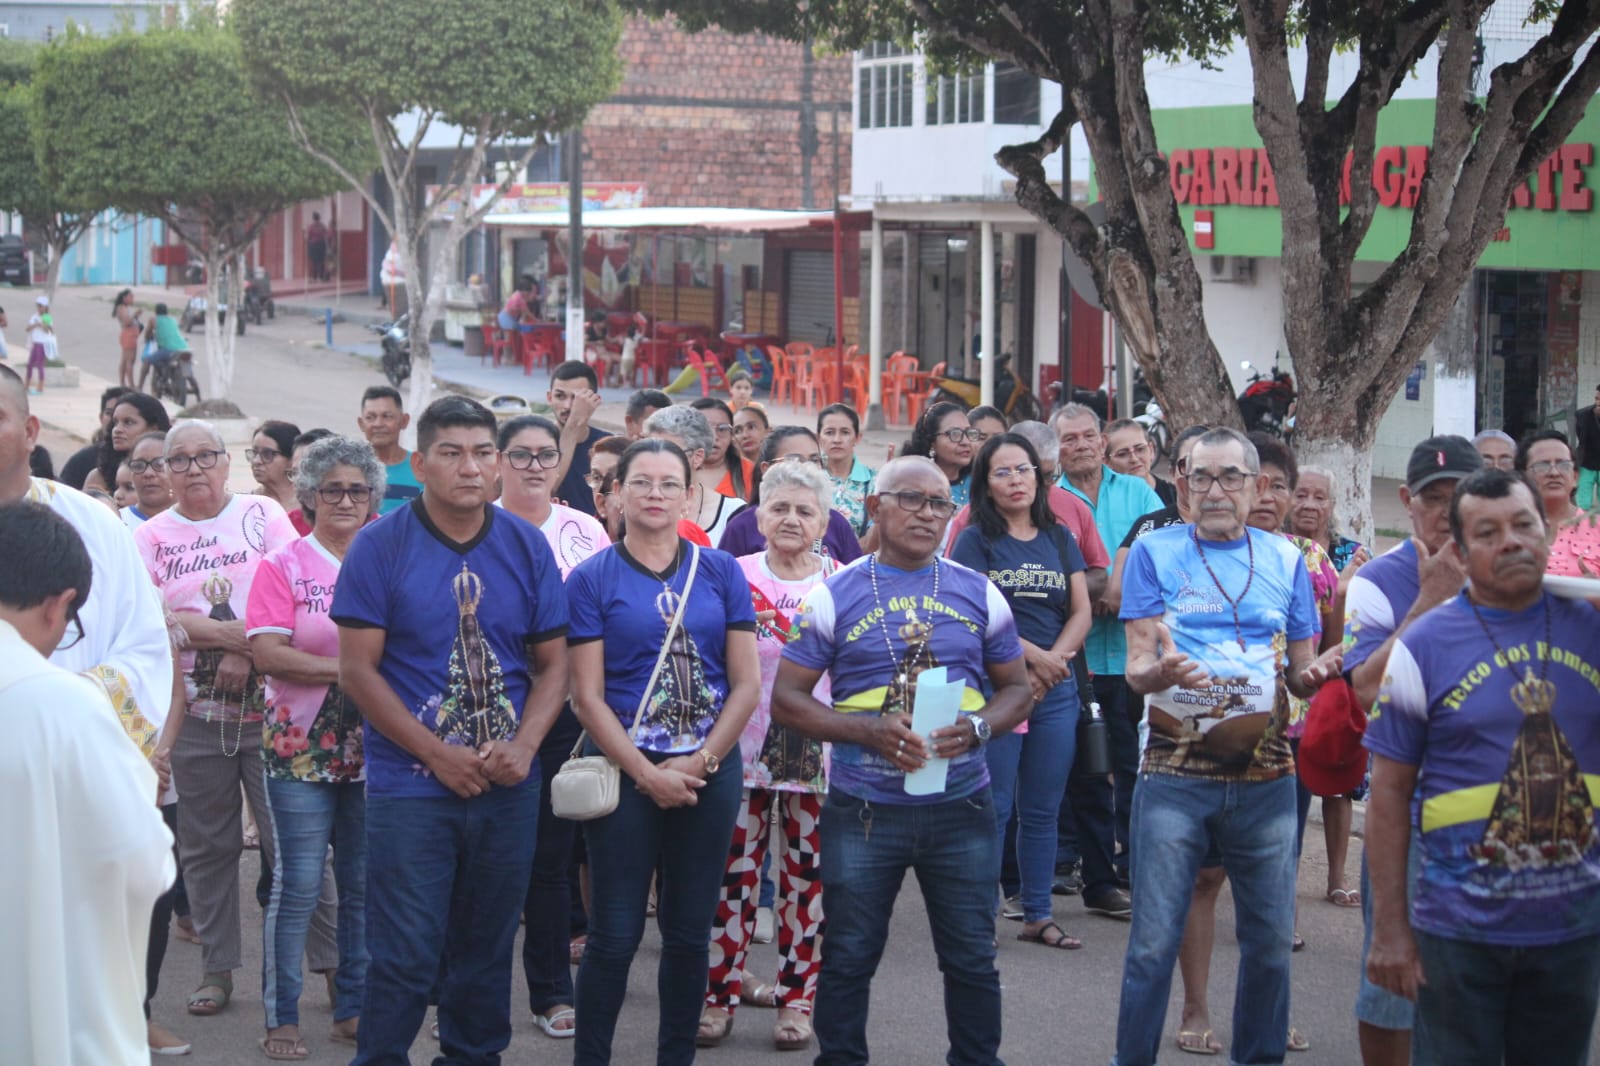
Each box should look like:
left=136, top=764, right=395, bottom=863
left=330, top=500, right=568, bottom=798
left=565, top=540, right=757, bottom=753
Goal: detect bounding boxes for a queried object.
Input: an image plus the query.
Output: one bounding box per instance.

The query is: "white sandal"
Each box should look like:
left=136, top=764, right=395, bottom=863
left=534, top=1007, right=577, bottom=1039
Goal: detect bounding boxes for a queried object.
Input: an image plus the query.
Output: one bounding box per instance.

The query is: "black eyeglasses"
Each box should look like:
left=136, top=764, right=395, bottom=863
left=1186, top=469, right=1250, bottom=494
left=504, top=447, right=561, bottom=470
left=940, top=428, right=984, bottom=443
left=57, top=613, right=85, bottom=651
left=165, top=450, right=225, bottom=473
left=881, top=490, right=957, bottom=518
left=317, top=485, right=373, bottom=505
left=245, top=447, right=283, bottom=463
left=128, top=458, right=166, bottom=474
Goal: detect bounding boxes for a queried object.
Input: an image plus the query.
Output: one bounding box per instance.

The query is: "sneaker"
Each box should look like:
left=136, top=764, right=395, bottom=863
left=999, top=896, right=1024, bottom=921
left=1083, top=886, right=1132, bottom=919
left=753, top=906, right=775, bottom=944
left=1051, top=866, right=1083, bottom=896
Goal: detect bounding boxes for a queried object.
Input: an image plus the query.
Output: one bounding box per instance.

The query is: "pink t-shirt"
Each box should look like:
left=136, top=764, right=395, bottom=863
left=538, top=503, right=610, bottom=579
left=737, top=552, right=832, bottom=793
left=1548, top=511, right=1600, bottom=578
left=133, top=493, right=298, bottom=720
left=246, top=534, right=363, bottom=782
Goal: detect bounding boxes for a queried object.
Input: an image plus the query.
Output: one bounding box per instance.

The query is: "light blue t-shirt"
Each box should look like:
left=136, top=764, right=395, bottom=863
left=1366, top=592, right=1600, bottom=947
left=1121, top=524, right=1315, bottom=780
left=1060, top=465, right=1162, bottom=674
left=380, top=455, right=422, bottom=515
left=783, top=555, right=1021, bottom=805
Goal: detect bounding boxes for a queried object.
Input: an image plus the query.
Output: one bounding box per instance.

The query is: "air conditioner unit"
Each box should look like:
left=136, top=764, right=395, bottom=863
left=1207, top=256, right=1256, bottom=284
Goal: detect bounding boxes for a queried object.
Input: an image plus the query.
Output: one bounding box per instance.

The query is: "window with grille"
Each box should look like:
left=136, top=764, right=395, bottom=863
left=857, top=45, right=914, bottom=129
left=993, top=62, right=1040, bottom=125
left=926, top=70, right=985, bottom=125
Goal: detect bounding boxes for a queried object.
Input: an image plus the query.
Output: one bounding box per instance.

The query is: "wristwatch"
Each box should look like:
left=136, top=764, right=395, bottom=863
left=698, top=748, right=721, bottom=774
left=968, top=715, right=992, bottom=749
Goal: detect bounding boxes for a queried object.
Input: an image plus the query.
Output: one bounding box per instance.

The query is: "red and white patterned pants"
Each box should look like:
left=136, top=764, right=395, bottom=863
left=705, top=788, right=823, bottom=1013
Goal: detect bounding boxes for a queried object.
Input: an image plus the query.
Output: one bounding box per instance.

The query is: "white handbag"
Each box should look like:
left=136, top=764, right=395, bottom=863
left=550, top=545, right=699, bottom=821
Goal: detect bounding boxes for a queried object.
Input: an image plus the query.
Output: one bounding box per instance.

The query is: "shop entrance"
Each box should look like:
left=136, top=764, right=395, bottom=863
left=1479, top=270, right=1548, bottom=441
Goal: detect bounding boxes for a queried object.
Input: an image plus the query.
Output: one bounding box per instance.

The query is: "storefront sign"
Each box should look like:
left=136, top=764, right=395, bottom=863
left=427, top=182, right=647, bottom=220
left=1138, top=99, right=1600, bottom=269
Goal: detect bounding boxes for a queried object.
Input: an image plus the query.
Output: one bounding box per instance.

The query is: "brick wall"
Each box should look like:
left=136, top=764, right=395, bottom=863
left=582, top=16, right=853, bottom=210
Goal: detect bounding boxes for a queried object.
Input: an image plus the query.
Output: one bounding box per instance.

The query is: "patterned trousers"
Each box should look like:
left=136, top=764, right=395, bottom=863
left=705, top=788, right=824, bottom=1014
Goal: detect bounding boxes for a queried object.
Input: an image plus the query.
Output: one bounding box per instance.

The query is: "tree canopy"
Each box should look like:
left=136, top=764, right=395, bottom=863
left=30, top=20, right=371, bottom=395
left=234, top=0, right=624, bottom=423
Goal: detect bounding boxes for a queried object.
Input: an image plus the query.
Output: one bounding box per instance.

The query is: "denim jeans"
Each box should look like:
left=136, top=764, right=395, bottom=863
left=815, top=787, right=1005, bottom=1066
left=575, top=751, right=742, bottom=1066
left=263, top=777, right=367, bottom=1029
left=354, top=784, right=538, bottom=1066
left=1114, top=773, right=1297, bottom=1066
left=1412, top=930, right=1600, bottom=1066
left=986, top=679, right=1078, bottom=923
left=522, top=709, right=580, bottom=1017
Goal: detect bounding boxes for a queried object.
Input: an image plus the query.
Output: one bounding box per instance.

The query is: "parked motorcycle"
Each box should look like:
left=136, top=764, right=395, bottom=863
left=370, top=314, right=410, bottom=386
left=931, top=352, right=1042, bottom=423
left=241, top=270, right=275, bottom=325
left=1134, top=399, right=1171, bottom=465
left=1237, top=359, right=1296, bottom=438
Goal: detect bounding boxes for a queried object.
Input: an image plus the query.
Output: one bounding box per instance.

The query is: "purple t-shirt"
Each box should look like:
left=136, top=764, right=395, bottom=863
left=783, top=555, right=1021, bottom=805
left=718, top=505, right=863, bottom=565
left=1343, top=540, right=1424, bottom=678
left=1365, top=592, right=1600, bottom=947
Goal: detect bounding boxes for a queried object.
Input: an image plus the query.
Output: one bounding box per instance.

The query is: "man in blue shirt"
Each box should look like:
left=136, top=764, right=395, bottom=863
left=1052, top=403, right=1160, bottom=914
left=1366, top=468, right=1600, bottom=1066
left=356, top=386, right=421, bottom=514
left=773, top=456, right=1032, bottom=1066
left=333, top=396, right=569, bottom=1064
left=1116, top=428, right=1333, bottom=1066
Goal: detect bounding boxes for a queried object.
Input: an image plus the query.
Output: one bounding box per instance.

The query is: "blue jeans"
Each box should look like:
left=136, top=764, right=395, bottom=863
left=1114, top=773, right=1297, bottom=1066
left=522, top=710, right=580, bottom=1017
left=575, top=751, right=742, bottom=1066
left=815, top=788, right=1005, bottom=1066
left=1355, top=833, right=1420, bottom=1031
left=1059, top=674, right=1133, bottom=892
left=1413, top=930, right=1600, bottom=1066
left=354, top=784, right=538, bottom=1066
left=986, top=680, right=1078, bottom=922
left=262, top=777, right=367, bottom=1028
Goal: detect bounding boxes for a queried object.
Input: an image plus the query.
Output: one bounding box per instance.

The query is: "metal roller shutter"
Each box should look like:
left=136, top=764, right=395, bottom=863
left=785, top=249, right=835, bottom=345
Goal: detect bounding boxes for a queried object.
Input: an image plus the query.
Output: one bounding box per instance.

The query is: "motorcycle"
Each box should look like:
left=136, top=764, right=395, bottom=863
left=930, top=352, right=1042, bottom=423
left=241, top=270, right=275, bottom=325
left=1237, top=359, right=1296, bottom=438
left=1134, top=399, right=1171, bottom=465
left=370, top=314, right=410, bottom=386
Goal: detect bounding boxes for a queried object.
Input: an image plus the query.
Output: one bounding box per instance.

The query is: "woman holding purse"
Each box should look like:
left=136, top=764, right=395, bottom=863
left=564, top=438, right=761, bottom=1066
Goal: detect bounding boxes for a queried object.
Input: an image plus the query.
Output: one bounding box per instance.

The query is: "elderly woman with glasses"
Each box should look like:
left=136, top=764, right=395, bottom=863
left=495, top=414, right=611, bottom=1040
left=120, top=431, right=175, bottom=530
left=133, top=421, right=340, bottom=1020
left=249, top=420, right=302, bottom=516
left=245, top=435, right=384, bottom=1059
left=702, top=459, right=837, bottom=1052
left=717, top=427, right=866, bottom=564
left=566, top=439, right=760, bottom=1065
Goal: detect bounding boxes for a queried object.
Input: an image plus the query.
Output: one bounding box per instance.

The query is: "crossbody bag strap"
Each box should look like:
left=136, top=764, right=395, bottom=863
left=569, top=543, right=702, bottom=759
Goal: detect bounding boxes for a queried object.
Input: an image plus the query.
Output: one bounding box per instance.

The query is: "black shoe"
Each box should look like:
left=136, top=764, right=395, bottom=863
left=1051, top=868, right=1083, bottom=896
left=1083, top=886, right=1132, bottom=919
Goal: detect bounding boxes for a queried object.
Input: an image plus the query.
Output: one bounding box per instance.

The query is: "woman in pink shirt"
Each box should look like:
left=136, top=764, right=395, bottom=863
left=246, top=435, right=385, bottom=1059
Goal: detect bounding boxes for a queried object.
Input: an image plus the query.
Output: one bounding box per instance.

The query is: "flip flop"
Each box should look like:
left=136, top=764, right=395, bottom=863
left=187, top=973, right=232, bottom=1016
left=1175, top=1028, right=1222, bottom=1055
left=1326, top=888, right=1361, bottom=908
left=259, top=1035, right=309, bottom=1061
left=535, top=1007, right=577, bottom=1039
left=1017, top=920, right=1082, bottom=950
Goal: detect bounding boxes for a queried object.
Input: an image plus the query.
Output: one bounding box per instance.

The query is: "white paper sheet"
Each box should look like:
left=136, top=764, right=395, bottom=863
left=904, top=667, right=965, bottom=796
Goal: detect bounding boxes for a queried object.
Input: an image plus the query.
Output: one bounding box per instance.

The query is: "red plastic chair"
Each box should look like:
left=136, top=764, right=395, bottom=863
left=482, top=322, right=512, bottom=368
left=903, top=361, right=943, bottom=425
left=801, top=360, right=834, bottom=412
left=766, top=347, right=794, bottom=406
left=881, top=352, right=917, bottom=423
left=519, top=331, right=552, bottom=376
left=683, top=345, right=732, bottom=398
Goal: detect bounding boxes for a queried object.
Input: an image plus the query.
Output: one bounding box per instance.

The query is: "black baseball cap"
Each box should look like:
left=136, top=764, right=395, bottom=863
left=1406, top=435, right=1482, bottom=492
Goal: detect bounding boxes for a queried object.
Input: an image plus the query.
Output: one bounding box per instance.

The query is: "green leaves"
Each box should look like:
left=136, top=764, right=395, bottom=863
left=233, top=0, right=623, bottom=142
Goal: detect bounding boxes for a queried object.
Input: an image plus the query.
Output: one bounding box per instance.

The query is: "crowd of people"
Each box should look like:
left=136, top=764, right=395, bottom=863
left=7, top=347, right=1600, bottom=1066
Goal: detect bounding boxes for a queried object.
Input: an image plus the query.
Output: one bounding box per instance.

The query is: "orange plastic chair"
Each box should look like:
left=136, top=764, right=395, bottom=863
left=880, top=352, right=916, bottom=422
left=801, top=361, right=834, bottom=412
left=843, top=362, right=871, bottom=416
left=766, top=347, right=794, bottom=406
left=785, top=341, right=815, bottom=362
left=903, top=360, right=942, bottom=424
left=482, top=322, right=512, bottom=368
left=790, top=353, right=817, bottom=411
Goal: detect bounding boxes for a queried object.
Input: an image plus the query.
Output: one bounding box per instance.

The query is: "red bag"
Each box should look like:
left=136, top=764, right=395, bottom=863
left=1297, top=677, right=1367, bottom=797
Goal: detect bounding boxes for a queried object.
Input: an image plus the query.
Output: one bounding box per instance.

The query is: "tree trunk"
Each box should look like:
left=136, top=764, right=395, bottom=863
left=42, top=240, right=64, bottom=304
left=201, top=253, right=227, bottom=400
left=222, top=251, right=245, bottom=398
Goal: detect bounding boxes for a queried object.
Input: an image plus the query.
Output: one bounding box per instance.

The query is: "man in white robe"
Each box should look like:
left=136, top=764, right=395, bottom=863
left=0, top=364, right=172, bottom=749
left=0, top=500, right=174, bottom=1065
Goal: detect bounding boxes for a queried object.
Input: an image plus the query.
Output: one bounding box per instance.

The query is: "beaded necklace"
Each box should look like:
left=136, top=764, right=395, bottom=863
left=868, top=552, right=940, bottom=687
left=1467, top=591, right=1554, bottom=712
left=1191, top=526, right=1255, bottom=651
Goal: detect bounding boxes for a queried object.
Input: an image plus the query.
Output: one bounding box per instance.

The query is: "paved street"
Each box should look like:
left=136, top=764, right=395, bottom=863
left=8, top=283, right=1403, bottom=1064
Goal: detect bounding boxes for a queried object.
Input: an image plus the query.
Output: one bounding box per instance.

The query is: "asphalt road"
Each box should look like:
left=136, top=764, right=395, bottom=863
left=3, top=285, right=1485, bottom=1065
